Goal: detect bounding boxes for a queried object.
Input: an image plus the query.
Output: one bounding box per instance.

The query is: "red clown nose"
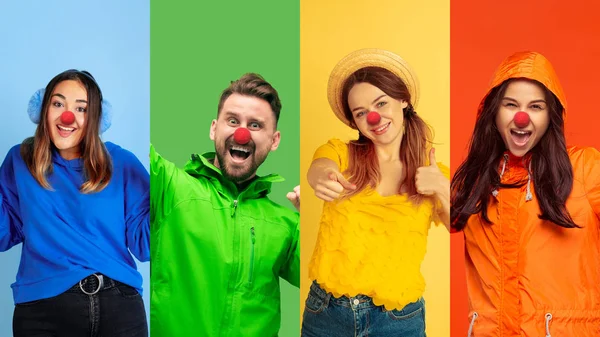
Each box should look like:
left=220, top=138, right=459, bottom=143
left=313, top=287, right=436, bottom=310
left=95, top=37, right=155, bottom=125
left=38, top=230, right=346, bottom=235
left=513, top=111, right=530, bottom=128
left=233, top=127, right=251, bottom=144
left=366, top=111, right=381, bottom=125
left=60, top=111, right=75, bottom=125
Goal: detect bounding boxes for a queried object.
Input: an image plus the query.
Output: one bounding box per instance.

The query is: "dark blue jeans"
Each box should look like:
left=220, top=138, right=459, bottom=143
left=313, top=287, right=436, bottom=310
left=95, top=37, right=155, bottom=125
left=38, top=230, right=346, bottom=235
left=13, top=274, right=147, bottom=337
left=302, top=281, right=426, bottom=337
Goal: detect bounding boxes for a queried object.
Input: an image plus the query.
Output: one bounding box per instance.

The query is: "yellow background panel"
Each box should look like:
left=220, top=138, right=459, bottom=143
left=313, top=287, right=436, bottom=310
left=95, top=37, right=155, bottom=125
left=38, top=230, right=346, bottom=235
left=300, top=1, right=450, bottom=335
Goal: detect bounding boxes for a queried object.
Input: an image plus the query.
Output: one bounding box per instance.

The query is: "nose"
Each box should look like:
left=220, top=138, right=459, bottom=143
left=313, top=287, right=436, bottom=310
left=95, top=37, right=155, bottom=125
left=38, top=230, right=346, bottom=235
left=233, top=127, right=251, bottom=145
left=60, top=111, right=75, bottom=125
left=513, top=111, right=530, bottom=128
left=366, top=111, right=381, bottom=125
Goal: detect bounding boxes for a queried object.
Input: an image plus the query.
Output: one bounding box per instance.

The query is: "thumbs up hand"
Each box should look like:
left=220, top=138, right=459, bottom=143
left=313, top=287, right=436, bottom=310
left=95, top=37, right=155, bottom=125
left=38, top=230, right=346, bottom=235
left=415, top=148, right=445, bottom=196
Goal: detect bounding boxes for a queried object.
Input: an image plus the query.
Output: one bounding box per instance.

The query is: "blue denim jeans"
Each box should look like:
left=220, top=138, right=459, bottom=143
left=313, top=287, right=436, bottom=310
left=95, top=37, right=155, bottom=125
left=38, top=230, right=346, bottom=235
left=13, top=273, right=147, bottom=337
left=302, top=281, right=426, bottom=337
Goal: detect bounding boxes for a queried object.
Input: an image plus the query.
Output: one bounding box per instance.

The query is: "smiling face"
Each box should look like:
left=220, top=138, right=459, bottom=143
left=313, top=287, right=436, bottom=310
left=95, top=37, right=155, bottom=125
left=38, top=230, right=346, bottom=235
left=209, top=93, right=280, bottom=183
left=46, top=80, right=88, bottom=160
left=347, top=82, right=408, bottom=145
left=495, top=79, right=550, bottom=157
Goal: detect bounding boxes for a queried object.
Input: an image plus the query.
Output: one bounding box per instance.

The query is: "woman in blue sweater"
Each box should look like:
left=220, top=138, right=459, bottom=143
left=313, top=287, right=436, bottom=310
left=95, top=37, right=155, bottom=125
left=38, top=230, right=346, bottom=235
left=0, top=69, right=150, bottom=336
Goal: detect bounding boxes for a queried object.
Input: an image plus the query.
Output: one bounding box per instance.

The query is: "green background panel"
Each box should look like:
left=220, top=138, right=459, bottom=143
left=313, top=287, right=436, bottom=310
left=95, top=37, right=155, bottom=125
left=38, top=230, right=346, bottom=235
left=150, top=1, right=300, bottom=336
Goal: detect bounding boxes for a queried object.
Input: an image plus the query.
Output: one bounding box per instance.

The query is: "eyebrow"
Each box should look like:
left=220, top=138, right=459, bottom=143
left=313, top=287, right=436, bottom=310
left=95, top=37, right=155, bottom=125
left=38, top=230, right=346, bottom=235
left=224, top=111, right=240, bottom=119
left=502, top=97, right=546, bottom=104
left=51, top=93, right=88, bottom=103
left=351, top=94, right=387, bottom=113
left=224, top=111, right=265, bottom=124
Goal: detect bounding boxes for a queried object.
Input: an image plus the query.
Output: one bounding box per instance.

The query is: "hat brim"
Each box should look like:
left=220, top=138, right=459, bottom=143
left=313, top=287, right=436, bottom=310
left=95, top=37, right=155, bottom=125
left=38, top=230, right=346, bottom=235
left=327, top=48, right=420, bottom=127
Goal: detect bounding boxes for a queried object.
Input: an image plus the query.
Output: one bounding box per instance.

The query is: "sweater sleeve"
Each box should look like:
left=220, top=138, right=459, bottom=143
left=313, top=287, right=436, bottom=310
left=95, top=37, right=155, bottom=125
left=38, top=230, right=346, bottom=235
left=120, top=148, right=150, bottom=262
left=0, top=147, right=24, bottom=251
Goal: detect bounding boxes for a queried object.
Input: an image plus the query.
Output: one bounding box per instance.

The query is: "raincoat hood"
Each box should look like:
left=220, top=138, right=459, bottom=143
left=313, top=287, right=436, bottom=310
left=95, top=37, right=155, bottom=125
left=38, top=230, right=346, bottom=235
left=461, top=53, right=600, bottom=337
left=478, top=51, right=567, bottom=117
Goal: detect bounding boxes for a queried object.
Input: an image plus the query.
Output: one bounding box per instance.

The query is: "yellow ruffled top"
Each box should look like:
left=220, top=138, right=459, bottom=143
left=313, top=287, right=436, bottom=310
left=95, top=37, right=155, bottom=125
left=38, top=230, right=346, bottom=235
left=308, top=138, right=449, bottom=311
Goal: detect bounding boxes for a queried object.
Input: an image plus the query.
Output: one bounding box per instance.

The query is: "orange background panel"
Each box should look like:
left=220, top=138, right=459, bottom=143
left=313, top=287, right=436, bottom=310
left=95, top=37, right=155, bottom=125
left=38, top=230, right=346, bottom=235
left=451, top=0, right=600, bottom=335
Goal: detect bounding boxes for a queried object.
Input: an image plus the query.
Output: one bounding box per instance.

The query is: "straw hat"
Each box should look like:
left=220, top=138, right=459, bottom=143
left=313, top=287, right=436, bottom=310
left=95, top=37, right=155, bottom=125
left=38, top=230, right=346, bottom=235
left=327, top=48, right=420, bottom=127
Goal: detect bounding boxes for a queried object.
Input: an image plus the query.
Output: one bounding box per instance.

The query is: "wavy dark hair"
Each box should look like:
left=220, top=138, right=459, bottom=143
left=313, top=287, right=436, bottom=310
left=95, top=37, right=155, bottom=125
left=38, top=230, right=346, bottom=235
left=341, top=66, right=433, bottom=204
left=21, top=69, right=112, bottom=193
left=451, top=78, right=577, bottom=230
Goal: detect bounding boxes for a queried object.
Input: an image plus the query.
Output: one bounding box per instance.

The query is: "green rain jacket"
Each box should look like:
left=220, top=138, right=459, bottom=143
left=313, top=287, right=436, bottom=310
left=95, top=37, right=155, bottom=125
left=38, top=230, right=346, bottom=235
left=149, top=145, right=300, bottom=336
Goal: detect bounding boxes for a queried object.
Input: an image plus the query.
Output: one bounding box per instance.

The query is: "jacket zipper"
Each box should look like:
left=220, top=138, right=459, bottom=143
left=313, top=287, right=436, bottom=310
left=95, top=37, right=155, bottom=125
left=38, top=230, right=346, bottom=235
left=231, top=199, right=238, bottom=217
left=248, top=227, right=255, bottom=286
left=467, top=312, right=478, bottom=337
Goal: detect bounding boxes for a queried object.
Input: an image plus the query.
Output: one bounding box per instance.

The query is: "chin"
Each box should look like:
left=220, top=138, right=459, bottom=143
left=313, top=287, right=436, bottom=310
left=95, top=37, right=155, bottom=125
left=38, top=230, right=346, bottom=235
left=372, top=132, right=400, bottom=145
left=226, top=169, right=253, bottom=182
left=506, top=146, right=531, bottom=158
left=224, top=160, right=251, bottom=173
left=53, top=143, right=70, bottom=151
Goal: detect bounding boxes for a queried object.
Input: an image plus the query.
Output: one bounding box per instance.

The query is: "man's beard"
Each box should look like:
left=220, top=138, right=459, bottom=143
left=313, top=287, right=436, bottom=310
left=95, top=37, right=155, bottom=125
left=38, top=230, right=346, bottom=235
left=214, top=136, right=270, bottom=184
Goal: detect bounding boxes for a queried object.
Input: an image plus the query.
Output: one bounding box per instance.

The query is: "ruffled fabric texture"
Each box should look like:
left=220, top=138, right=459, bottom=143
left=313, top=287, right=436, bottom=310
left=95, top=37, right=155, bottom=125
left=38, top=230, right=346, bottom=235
left=308, top=139, right=441, bottom=310
left=309, top=190, right=436, bottom=310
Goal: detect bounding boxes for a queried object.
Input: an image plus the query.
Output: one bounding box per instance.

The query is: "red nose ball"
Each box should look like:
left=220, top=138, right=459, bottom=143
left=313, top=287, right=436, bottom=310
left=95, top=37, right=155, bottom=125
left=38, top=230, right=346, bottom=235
left=366, top=111, right=381, bottom=125
left=60, top=111, right=75, bottom=125
left=233, top=128, right=251, bottom=144
left=513, top=111, right=530, bottom=128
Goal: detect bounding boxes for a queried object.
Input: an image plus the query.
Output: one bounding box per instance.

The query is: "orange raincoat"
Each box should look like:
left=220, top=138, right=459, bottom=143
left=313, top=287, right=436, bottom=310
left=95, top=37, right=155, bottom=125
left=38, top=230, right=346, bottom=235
left=462, top=52, right=600, bottom=336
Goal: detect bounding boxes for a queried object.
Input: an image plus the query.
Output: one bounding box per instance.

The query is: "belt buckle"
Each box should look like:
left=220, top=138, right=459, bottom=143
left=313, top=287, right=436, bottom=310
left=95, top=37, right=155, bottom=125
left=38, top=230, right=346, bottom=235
left=79, top=274, right=104, bottom=295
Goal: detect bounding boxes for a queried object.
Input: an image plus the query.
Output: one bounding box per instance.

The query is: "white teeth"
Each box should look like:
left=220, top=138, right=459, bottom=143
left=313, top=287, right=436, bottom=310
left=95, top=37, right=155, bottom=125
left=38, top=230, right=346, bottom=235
left=231, top=146, right=250, bottom=153
left=375, top=123, right=389, bottom=132
left=57, top=125, right=75, bottom=132
left=513, top=130, right=530, bottom=135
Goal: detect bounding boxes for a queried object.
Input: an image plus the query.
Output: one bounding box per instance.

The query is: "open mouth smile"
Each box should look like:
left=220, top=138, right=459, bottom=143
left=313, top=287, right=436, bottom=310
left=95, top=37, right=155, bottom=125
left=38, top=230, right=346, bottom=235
left=229, top=145, right=252, bottom=162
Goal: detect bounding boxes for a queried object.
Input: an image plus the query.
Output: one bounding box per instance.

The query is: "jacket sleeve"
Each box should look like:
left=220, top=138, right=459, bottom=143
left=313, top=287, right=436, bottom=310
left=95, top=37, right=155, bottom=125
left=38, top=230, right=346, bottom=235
left=150, top=144, right=181, bottom=228
left=0, top=149, right=24, bottom=251
left=121, top=148, right=150, bottom=262
left=279, top=212, right=300, bottom=288
left=583, top=147, right=600, bottom=218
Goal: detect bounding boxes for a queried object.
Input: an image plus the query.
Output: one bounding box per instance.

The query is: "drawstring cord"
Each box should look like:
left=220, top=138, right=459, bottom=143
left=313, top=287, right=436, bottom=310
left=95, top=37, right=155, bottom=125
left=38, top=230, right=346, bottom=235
left=467, top=312, right=478, bottom=337
left=491, top=154, right=508, bottom=197
left=545, top=313, right=552, bottom=337
left=491, top=154, right=532, bottom=202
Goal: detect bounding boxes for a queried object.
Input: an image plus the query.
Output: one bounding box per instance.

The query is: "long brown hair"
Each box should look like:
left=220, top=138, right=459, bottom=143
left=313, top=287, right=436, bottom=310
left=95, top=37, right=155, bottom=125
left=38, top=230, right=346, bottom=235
left=21, top=69, right=112, bottom=193
left=450, top=78, right=576, bottom=230
left=341, top=66, right=433, bottom=204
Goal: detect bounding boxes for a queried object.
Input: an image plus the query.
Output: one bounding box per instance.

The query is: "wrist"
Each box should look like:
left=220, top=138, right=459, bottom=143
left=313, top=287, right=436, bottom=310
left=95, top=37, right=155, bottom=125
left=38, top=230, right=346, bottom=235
left=434, top=177, right=450, bottom=199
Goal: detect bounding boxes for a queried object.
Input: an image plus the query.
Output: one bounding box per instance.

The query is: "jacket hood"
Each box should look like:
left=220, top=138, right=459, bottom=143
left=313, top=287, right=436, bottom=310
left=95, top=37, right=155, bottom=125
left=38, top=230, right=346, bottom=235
left=478, top=51, right=567, bottom=118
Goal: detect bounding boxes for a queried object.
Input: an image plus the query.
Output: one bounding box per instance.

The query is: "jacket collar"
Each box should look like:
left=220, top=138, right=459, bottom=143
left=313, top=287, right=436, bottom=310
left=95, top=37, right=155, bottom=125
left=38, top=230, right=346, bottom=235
left=184, top=152, right=285, bottom=199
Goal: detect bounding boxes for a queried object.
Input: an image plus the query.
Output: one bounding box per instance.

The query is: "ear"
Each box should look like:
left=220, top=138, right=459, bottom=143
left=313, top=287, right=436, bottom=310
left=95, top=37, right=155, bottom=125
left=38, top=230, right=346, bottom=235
left=209, top=119, right=217, bottom=141
left=270, top=130, right=281, bottom=151
left=401, top=100, right=408, bottom=109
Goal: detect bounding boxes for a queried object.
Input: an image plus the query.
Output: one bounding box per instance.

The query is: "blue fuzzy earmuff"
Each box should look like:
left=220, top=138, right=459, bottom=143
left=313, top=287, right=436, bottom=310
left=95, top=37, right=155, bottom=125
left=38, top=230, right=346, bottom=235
left=27, top=87, right=113, bottom=134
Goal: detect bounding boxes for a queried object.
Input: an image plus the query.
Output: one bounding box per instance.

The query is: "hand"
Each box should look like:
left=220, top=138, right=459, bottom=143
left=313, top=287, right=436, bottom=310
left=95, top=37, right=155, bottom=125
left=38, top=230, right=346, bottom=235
left=415, top=148, right=445, bottom=196
left=313, top=168, right=356, bottom=202
left=286, top=185, right=300, bottom=211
